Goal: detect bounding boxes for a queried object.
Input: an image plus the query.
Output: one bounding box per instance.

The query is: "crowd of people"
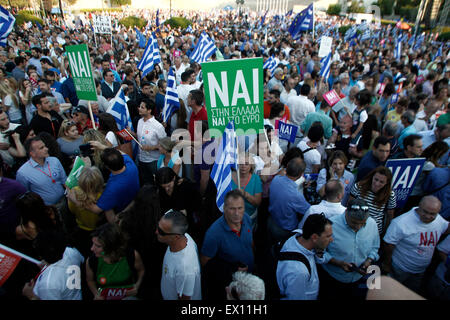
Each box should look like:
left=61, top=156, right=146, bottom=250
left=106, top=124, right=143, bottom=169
left=0, top=7, right=449, bottom=301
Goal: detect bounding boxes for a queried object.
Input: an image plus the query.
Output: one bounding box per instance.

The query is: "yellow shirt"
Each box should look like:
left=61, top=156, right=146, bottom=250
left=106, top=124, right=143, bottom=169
left=68, top=187, right=102, bottom=231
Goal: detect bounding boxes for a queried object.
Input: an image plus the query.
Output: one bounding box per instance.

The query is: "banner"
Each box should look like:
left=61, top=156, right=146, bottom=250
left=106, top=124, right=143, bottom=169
left=0, top=246, right=21, bottom=286
left=201, top=58, right=264, bottom=137
left=386, top=158, right=426, bottom=208
left=66, top=44, right=98, bottom=101
left=318, top=36, right=333, bottom=57
left=65, top=156, right=86, bottom=189
left=323, top=89, right=341, bottom=107
left=93, top=15, right=112, bottom=34
left=275, top=120, right=298, bottom=143
left=117, top=129, right=134, bottom=142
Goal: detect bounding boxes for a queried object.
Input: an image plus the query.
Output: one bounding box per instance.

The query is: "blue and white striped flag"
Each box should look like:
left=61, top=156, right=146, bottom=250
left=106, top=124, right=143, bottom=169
left=137, top=34, right=161, bottom=79
left=319, top=52, right=332, bottom=80
left=263, top=56, right=277, bottom=75
left=162, top=67, right=180, bottom=123
left=210, top=121, right=238, bottom=212
left=185, top=25, right=193, bottom=33
left=0, top=6, right=15, bottom=47
left=344, top=26, right=357, bottom=42
left=189, top=31, right=217, bottom=64
left=360, top=29, right=371, bottom=42
left=414, top=34, right=424, bottom=51
left=408, top=35, right=415, bottom=46
left=107, top=88, right=133, bottom=131
left=394, top=40, right=401, bottom=61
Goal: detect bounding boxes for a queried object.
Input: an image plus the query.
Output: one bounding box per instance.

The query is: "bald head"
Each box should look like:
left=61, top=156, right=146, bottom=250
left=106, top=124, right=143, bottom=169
left=416, top=196, right=442, bottom=224
left=325, top=179, right=344, bottom=202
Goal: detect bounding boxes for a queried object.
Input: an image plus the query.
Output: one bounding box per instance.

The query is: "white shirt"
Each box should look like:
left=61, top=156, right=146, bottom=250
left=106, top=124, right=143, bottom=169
left=137, top=117, right=166, bottom=162
left=384, top=208, right=449, bottom=273
left=105, top=131, right=118, bottom=148
left=280, top=89, right=297, bottom=105
left=435, top=235, right=450, bottom=284
left=298, top=200, right=346, bottom=229
left=33, top=247, right=84, bottom=300
left=161, top=233, right=202, bottom=300
left=174, top=64, right=187, bottom=85
left=287, top=95, right=315, bottom=127
left=297, top=140, right=321, bottom=174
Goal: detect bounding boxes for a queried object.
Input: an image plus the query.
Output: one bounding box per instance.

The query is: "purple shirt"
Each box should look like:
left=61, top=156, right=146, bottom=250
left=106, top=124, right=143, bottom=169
left=0, top=178, right=26, bottom=239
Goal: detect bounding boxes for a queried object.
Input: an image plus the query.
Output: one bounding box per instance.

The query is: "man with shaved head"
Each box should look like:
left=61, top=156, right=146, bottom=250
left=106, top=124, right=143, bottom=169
left=383, top=196, right=450, bottom=293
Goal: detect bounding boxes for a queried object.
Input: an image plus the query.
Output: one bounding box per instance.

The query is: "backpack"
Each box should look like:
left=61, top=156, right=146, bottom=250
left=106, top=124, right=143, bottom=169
left=266, top=236, right=312, bottom=299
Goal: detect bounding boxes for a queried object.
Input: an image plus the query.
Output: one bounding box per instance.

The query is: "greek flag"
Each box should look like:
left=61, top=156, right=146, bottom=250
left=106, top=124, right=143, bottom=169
left=434, top=44, right=443, bottom=60
left=155, top=9, right=160, bottom=27
left=0, top=6, right=15, bottom=47
left=394, top=41, right=401, bottom=61
left=107, top=88, right=133, bottom=131
left=344, top=26, right=357, bottom=42
left=414, top=34, right=424, bottom=51
left=263, top=56, right=277, bottom=75
left=210, top=121, right=238, bottom=212
left=408, top=35, right=415, bottom=46
left=319, top=52, right=332, bottom=80
left=360, top=29, right=371, bottom=42
left=260, top=10, right=268, bottom=29
left=135, top=28, right=147, bottom=48
left=137, top=34, right=161, bottom=79
left=189, top=31, right=217, bottom=64
left=185, top=25, right=193, bottom=33
left=162, top=67, right=180, bottom=123
left=288, top=3, right=313, bottom=40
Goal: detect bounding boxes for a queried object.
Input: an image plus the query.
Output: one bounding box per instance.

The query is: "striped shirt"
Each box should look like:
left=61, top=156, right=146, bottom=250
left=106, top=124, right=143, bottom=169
left=350, top=183, right=396, bottom=234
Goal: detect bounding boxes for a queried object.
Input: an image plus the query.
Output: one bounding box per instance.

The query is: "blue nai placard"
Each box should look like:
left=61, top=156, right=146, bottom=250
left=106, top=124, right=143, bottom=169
left=276, top=120, right=298, bottom=143
left=386, top=158, right=426, bottom=208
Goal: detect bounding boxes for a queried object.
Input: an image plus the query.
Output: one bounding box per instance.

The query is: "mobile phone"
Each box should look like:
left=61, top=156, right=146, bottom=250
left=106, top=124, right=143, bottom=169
left=79, top=143, right=93, bottom=157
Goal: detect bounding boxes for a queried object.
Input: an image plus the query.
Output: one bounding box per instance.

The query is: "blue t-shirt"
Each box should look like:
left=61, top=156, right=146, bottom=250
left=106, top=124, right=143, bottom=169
left=51, top=80, right=63, bottom=94
left=97, top=155, right=140, bottom=213
left=231, top=173, right=262, bottom=216
left=201, top=214, right=254, bottom=271
left=61, top=77, right=79, bottom=107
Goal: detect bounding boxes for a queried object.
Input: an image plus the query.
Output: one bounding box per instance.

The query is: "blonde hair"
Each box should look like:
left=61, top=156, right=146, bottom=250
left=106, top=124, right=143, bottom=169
left=83, top=129, right=108, bottom=168
left=74, top=166, right=104, bottom=208
left=58, top=119, right=77, bottom=138
left=0, top=81, right=19, bottom=108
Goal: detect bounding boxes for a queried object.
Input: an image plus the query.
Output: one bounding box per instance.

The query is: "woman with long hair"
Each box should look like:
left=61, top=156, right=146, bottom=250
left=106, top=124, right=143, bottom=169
left=316, top=150, right=354, bottom=205
left=231, top=152, right=262, bottom=227
left=67, top=166, right=104, bottom=257
left=97, top=113, right=133, bottom=157
left=0, top=81, right=22, bottom=124
left=18, top=79, right=35, bottom=124
left=348, top=166, right=396, bottom=235
left=86, top=223, right=145, bottom=300
left=116, top=184, right=164, bottom=299
left=57, top=119, right=84, bottom=159
left=82, top=129, right=109, bottom=180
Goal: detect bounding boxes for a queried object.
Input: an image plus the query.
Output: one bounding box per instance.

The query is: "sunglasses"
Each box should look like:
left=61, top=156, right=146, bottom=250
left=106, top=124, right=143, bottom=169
left=157, top=226, right=181, bottom=236
left=350, top=204, right=369, bottom=212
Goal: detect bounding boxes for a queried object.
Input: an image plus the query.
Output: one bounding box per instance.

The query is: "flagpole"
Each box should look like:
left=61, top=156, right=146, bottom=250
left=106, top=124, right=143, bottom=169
left=124, top=128, right=142, bottom=147
left=236, top=133, right=241, bottom=190
left=0, top=243, right=41, bottom=265
left=312, top=3, right=315, bottom=41
left=87, top=101, right=97, bottom=130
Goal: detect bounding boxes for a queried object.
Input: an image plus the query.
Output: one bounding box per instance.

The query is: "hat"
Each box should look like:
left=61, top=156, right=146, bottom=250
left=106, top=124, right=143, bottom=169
left=159, top=137, right=177, bottom=152
left=72, top=105, right=89, bottom=116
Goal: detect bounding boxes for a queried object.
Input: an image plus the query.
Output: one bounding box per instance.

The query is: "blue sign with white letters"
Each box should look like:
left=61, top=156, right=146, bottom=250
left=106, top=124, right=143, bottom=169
left=275, top=120, right=298, bottom=143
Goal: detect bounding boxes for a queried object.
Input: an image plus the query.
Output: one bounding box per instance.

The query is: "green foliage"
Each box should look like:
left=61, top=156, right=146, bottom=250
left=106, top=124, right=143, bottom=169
left=326, top=4, right=342, bottom=16
left=347, top=1, right=366, bottom=13
left=118, top=16, right=146, bottom=29
left=163, top=17, right=192, bottom=29
left=437, top=32, right=450, bottom=41
left=110, top=0, right=131, bottom=6
left=373, top=0, right=393, bottom=16
left=338, top=25, right=352, bottom=35
left=15, top=11, right=44, bottom=26
left=397, top=6, right=417, bottom=22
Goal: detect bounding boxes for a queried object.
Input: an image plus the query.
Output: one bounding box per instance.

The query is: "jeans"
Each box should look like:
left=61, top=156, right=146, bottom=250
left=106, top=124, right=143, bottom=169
left=267, top=215, right=293, bottom=245
left=390, top=262, right=424, bottom=294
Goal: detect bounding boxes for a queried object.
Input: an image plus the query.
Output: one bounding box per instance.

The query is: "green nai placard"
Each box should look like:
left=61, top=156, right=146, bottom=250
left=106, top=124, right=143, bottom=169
left=66, top=44, right=98, bottom=101
left=201, top=58, right=264, bottom=136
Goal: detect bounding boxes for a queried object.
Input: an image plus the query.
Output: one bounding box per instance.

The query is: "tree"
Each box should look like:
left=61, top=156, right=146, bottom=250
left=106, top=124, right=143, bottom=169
left=327, top=4, right=342, bottom=15
left=347, top=0, right=366, bottom=13
left=0, top=0, right=31, bottom=9
left=110, top=0, right=131, bottom=6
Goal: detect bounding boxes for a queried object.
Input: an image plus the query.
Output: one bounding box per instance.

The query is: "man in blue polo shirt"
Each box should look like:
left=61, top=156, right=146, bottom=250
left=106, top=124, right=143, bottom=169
left=200, top=190, right=254, bottom=272
left=356, top=136, right=391, bottom=182
left=69, top=144, right=140, bottom=223
left=268, top=158, right=311, bottom=244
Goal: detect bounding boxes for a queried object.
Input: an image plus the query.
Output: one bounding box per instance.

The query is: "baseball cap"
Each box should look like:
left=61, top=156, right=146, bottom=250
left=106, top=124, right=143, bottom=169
left=72, top=105, right=89, bottom=116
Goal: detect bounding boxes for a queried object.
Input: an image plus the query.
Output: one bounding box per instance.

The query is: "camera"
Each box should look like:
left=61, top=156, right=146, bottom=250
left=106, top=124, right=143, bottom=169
left=79, top=143, right=94, bottom=157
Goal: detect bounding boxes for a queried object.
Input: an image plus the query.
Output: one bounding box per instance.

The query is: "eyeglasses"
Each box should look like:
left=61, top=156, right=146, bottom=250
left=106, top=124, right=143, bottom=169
left=157, top=226, right=181, bottom=237
left=64, top=120, right=75, bottom=126
left=350, top=204, right=369, bottom=212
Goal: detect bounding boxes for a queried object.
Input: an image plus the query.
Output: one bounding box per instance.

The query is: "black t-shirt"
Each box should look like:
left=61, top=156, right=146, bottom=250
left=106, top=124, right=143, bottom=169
left=30, top=111, right=63, bottom=138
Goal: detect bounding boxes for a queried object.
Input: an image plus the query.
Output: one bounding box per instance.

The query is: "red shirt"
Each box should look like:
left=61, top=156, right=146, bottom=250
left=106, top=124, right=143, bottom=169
left=189, top=107, right=208, bottom=141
